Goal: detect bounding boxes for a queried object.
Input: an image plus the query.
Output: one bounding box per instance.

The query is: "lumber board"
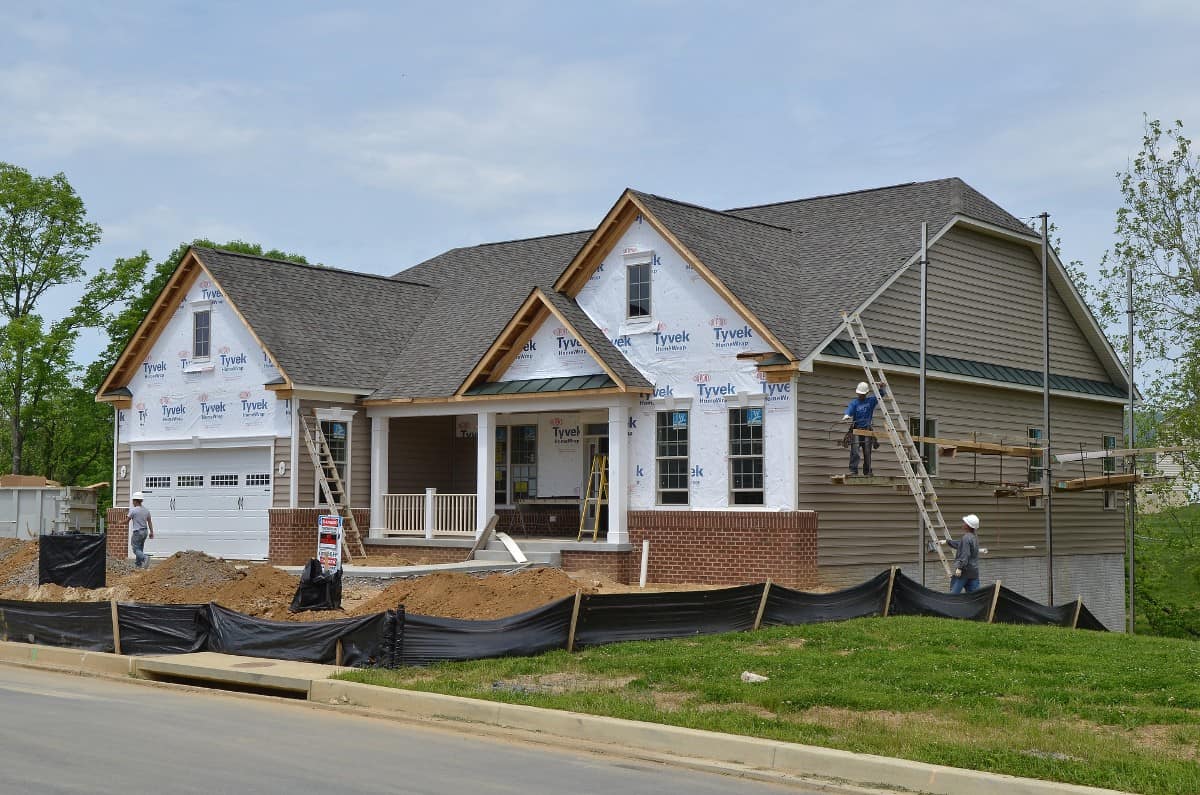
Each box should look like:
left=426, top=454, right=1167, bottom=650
left=1054, top=473, right=1141, bottom=492
left=851, top=429, right=1038, bottom=458
left=1054, top=445, right=1190, bottom=464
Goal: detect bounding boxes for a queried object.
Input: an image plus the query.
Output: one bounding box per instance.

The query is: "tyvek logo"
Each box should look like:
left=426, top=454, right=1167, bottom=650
left=635, top=465, right=645, bottom=478
left=654, top=322, right=689, bottom=353
left=690, top=464, right=704, bottom=481
left=514, top=338, right=536, bottom=364
left=697, top=379, right=737, bottom=404
left=218, top=345, right=247, bottom=373
left=239, top=390, right=269, bottom=418
left=198, top=279, right=223, bottom=302
left=761, top=380, right=792, bottom=402
left=652, top=384, right=674, bottom=399
left=142, top=359, right=167, bottom=380
left=712, top=323, right=754, bottom=351
left=199, top=392, right=227, bottom=420
left=160, top=396, right=185, bottom=423
left=553, top=327, right=585, bottom=358
left=262, top=349, right=277, bottom=369
left=135, top=401, right=147, bottom=427
left=588, top=262, right=605, bottom=283
left=709, top=316, right=727, bottom=328
left=603, top=327, right=632, bottom=349
left=177, top=349, right=191, bottom=370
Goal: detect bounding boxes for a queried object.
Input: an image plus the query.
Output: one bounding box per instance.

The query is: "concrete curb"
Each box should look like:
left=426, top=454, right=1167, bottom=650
left=0, top=641, right=1128, bottom=795
left=311, top=679, right=1128, bottom=795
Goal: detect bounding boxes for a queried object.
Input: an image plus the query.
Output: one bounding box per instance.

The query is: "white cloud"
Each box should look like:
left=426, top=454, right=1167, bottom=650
left=316, top=62, right=648, bottom=207
left=0, top=64, right=263, bottom=156
left=100, top=204, right=252, bottom=250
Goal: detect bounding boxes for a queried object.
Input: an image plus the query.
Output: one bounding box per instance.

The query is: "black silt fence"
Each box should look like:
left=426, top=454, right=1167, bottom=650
left=571, top=584, right=764, bottom=649
left=117, top=603, right=207, bottom=655
left=0, top=599, right=114, bottom=651
left=397, top=597, right=575, bottom=667
left=763, top=571, right=891, bottom=626
left=38, top=533, right=106, bottom=589
left=887, top=573, right=996, bottom=621
left=197, top=604, right=393, bottom=667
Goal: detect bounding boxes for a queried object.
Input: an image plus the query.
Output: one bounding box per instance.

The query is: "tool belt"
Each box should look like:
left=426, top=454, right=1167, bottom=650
left=842, top=426, right=881, bottom=449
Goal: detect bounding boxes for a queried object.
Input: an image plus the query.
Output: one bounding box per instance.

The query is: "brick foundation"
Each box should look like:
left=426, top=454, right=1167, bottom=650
left=106, top=508, right=129, bottom=559
left=560, top=549, right=635, bottom=583
left=627, top=510, right=819, bottom=588
left=268, top=508, right=370, bottom=565
left=496, top=505, right=581, bottom=537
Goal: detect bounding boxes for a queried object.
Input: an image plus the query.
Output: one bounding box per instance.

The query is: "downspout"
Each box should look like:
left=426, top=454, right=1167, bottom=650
left=918, top=222, right=928, bottom=586
left=1041, top=213, right=1054, bottom=605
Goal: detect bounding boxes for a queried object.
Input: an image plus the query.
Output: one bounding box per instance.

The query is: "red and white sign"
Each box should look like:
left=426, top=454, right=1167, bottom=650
left=317, top=514, right=343, bottom=572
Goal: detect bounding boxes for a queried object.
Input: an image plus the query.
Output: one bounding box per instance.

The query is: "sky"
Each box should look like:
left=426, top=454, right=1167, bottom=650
left=3, top=1, right=1199, bottom=363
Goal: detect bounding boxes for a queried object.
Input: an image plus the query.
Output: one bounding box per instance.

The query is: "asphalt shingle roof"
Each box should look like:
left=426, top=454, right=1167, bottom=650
left=193, top=248, right=436, bottom=390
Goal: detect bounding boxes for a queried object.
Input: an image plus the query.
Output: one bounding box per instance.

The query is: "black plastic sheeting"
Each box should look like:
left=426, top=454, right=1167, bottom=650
left=38, top=533, right=106, bottom=588
left=763, top=571, right=890, bottom=626
left=0, top=599, right=113, bottom=651
left=992, top=587, right=1108, bottom=631
left=398, top=597, right=574, bottom=667
left=887, top=572, right=995, bottom=621
left=117, top=603, right=206, bottom=655
left=572, top=584, right=764, bottom=649
left=197, top=603, right=391, bottom=667
left=289, top=559, right=343, bottom=613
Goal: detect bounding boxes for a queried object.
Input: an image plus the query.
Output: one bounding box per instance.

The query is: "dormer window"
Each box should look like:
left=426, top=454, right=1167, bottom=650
left=627, top=261, right=651, bottom=318
left=193, top=309, right=211, bottom=359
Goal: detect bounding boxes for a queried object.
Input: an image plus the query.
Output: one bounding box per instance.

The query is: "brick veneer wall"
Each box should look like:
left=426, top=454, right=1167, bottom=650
left=627, top=510, right=819, bottom=588
left=106, top=508, right=129, bottom=559
left=268, top=508, right=370, bottom=565
left=362, top=542, right=466, bottom=564
left=560, top=549, right=635, bottom=583
left=496, top=505, right=581, bottom=537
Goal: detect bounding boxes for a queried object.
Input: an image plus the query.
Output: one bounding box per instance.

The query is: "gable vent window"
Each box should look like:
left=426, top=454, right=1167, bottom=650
left=627, top=261, right=651, bottom=318
left=193, top=309, right=211, bottom=359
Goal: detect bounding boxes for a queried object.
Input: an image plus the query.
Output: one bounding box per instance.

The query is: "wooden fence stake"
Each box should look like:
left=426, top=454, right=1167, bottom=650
left=566, top=590, right=582, bottom=653
left=882, top=567, right=897, bottom=617
left=110, top=599, right=122, bottom=655
left=753, top=580, right=772, bottom=631
left=987, top=580, right=1002, bottom=624
left=335, top=639, right=343, bottom=667
left=1071, top=596, right=1083, bottom=630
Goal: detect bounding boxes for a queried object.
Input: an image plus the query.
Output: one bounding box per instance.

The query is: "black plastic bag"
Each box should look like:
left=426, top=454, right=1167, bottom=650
left=199, top=603, right=390, bottom=666
left=38, top=533, right=106, bottom=588
left=289, top=559, right=342, bottom=612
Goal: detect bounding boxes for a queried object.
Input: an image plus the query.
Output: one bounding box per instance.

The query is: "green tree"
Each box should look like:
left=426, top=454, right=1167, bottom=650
left=0, top=163, right=145, bottom=475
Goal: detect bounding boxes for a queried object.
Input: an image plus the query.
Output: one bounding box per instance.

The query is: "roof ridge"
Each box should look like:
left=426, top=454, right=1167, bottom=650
left=468, top=228, right=594, bottom=250
left=193, top=246, right=433, bottom=288
left=723, top=178, right=957, bottom=212
left=633, top=190, right=793, bottom=232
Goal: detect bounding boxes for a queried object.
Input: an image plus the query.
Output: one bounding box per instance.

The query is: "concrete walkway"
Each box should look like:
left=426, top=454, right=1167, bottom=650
left=0, top=640, right=1130, bottom=795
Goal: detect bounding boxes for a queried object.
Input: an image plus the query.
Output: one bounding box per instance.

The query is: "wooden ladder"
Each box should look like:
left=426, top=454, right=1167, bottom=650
left=577, top=454, right=609, bottom=541
left=841, top=312, right=953, bottom=579
left=299, top=412, right=366, bottom=561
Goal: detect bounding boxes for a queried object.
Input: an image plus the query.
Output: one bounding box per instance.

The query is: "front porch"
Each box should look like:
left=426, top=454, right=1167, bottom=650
left=368, top=397, right=633, bottom=544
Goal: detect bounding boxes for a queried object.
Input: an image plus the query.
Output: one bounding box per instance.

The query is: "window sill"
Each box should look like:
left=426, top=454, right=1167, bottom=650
left=183, top=361, right=214, bottom=373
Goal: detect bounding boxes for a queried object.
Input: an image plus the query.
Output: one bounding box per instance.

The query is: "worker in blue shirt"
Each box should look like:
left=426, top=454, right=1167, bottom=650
left=841, top=381, right=885, bottom=475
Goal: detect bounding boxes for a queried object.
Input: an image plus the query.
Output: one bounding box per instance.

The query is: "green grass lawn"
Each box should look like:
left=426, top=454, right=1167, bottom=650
left=1136, top=503, right=1200, bottom=638
left=341, top=617, right=1200, bottom=794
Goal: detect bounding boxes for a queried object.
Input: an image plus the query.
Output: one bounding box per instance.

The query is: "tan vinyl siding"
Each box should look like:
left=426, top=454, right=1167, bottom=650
left=272, top=435, right=291, bottom=508
left=115, top=443, right=131, bottom=505
left=298, top=399, right=370, bottom=509
left=859, top=227, right=1111, bottom=382
left=799, top=362, right=1125, bottom=569
left=387, top=416, right=476, bottom=494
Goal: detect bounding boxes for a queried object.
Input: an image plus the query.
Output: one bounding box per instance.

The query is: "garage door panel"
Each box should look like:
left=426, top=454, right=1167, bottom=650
left=139, top=447, right=271, bottom=560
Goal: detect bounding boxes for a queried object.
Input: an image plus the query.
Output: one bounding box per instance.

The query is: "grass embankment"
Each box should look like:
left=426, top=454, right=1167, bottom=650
left=1137, top=504, right=1200, bottom=638
left=341, top=617, right=1200, bottom=794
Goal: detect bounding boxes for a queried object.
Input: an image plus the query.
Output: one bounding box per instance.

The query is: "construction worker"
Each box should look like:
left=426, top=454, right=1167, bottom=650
left=128, top=491, right=155, bottom=569
left=940, top=514, right=981, bottom=593
left=841, top=381, right=885, bottom=475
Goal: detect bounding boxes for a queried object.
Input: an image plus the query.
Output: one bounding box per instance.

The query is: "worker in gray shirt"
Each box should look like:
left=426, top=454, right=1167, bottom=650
left=128, top=491, right=155, bottom=569
left=940, top=514, right=981, bottom=593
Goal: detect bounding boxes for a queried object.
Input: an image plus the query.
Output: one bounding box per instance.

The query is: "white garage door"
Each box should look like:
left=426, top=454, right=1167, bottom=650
left=139, top=447, right=272, bottom=560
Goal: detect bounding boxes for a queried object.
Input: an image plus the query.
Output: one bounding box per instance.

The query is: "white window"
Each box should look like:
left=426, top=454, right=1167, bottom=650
left=1027, top=495, right=1044, bottom=510
left=313, top=408, right=357, bottom=506
left=1027, top=427, right=1045, bottom=485
left=211, top=474, right=239, bottom=487
left=493, top=424, right=537, bottom=505
left=1103, top=490, right=1118, bottom=511
left=656, top=410, right=689, bottom=505
left=729, top=407, right=764, bottom=505
left=246, top=473, right=271, bottom=487
left=909, top=417, right=937, bottom=476
left=627, top=261, right=651, bottom=318
left=193, top=309, right=211, bottom=359
left=1102, top=434, right=1118, bottom=475
left=144, top=475, right=170, bottom=490
left=177, top=475, right=204, bottom=487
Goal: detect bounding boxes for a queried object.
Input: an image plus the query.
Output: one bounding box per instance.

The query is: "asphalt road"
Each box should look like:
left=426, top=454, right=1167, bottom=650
left=0, top=666, right=821, bottom=795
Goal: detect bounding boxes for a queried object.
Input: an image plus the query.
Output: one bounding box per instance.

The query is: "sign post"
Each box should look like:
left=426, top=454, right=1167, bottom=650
left=317, top=514, right=343, bottom=573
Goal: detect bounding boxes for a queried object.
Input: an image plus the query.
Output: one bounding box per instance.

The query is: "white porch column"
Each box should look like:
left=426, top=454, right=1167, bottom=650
left=476, top=411, right=496, bottom=536
left=369, top=415, right=389, bottom=538
left=606, top=403, right=629, bottom=544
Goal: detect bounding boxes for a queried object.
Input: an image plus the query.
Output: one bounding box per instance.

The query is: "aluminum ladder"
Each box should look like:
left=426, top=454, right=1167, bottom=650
left=841, top=311, right=953, bottom=579
left=299, top=412, right=366, bottom=561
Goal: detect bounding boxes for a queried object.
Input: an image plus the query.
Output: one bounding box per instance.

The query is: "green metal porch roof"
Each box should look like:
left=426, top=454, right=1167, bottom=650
left=464, top=373, right=618, bottom=396
left=820, top=339, right=1126, bottom=398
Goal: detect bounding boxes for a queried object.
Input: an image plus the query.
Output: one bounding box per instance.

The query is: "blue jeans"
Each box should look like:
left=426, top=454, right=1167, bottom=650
left=950, top=576, right=980, bottom=594
left=131, top=528, right=149, bottom=567
left=848, top=434, right=874, bottom=475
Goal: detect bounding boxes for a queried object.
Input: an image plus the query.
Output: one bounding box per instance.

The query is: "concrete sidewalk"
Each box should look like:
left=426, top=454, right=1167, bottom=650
left=0, top=640, right=1130, bottom=795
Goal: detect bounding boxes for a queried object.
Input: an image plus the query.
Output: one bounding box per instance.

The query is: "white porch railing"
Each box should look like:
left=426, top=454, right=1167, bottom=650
left=382, top=490, right=477, bottom=536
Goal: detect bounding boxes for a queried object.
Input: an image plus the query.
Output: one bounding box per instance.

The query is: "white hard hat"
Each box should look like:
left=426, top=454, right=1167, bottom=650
left=131, top=491, right=145, bottom=501
left=855, top=381, right=870, bottom=395
left=962, top=514, right=980, bottom=530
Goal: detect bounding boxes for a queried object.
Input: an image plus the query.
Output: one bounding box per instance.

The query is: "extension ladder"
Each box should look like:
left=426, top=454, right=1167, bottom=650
left=300, top=412, right=366, bottom=561
left=577, top=454, right=609, bottom=541
left=841, top=312, right=953, bottom=578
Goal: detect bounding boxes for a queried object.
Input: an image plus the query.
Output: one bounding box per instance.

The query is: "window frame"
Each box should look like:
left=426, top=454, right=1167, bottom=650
left=909, top=417, right=938, bottom=476
left=729, top=407, right=764, bottom=505
left=493, top=424, right=538, bottom=505
left=1101, top=434, right=1118, bottom=475
left=656, top=410, right=690, bottom=506
left=192, top=309, right=212, bottom=360
left=317, top=419, right=349, bottom=506
left=1027, top=427, right=1045, bottom=485
left=144, top=475, right=171, bottom=490
left=1103, top=490, right=1118, bottom=511
left=626, top=260, right=652, bottom=319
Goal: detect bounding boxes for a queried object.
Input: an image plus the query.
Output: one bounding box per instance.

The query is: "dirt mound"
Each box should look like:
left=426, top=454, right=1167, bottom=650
left=0, top=540, right=40, bottom=591
left=118, top=550, right=244, bottom=604
left=351, top=554, right=444, bottom=567
left=352, top=567, right=588, bottom=619
left=211, top=565, right=301, bottom=616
